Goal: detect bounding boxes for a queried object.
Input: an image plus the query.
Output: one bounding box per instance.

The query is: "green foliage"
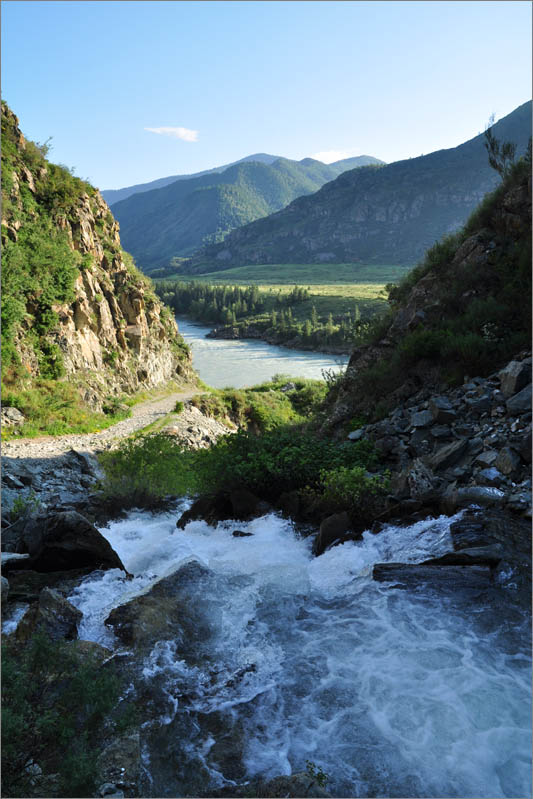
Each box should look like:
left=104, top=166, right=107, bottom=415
left=320, top=466, right=389, bottom=509
left=1, top=380, right=131, bottom=439
left=484, top=113, right=517, bottom=178
left=305, top=760, right=329, bottom=788
left=10, top=490, right=41, bottom=521
left=174, top=400, right=185, bottom=413
left=189, top=377, right=328, bottom=432
left=1, top=632, right=122, bottom=798
left=99, top=425, right=378, bottom=509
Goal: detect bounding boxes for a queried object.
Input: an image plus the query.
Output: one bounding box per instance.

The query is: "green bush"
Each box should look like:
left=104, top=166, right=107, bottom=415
left=320, top=465, right=389, bottom=509
left=1, top=632, right=123, bottom=798
left=99, top=427, right=379, bottom=508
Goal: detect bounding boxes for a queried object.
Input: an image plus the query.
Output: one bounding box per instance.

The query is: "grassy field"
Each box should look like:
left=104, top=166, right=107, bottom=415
left=164, top=262, right=413, bottom=285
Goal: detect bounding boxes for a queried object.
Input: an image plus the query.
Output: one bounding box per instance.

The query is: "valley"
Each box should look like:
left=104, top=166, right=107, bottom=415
left=1, top=66, right=531, bottom=799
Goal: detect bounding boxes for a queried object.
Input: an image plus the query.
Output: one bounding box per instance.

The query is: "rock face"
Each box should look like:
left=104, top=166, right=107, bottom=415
left=1, top=103, right=194, bottom=410
left=2, top=510, right=127, bottom=573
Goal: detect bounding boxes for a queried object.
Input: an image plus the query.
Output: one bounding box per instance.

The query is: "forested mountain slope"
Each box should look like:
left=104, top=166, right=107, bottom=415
left=184, top=101, right=531, bottom=273
left=111, top=154, right=384, bottom=273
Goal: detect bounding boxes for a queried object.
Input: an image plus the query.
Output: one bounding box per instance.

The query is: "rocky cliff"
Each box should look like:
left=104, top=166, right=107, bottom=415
left=1, top=103, right=193, bottom=412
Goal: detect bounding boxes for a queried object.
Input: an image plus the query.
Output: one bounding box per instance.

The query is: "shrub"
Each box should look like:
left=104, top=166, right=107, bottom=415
left=2, top=632, right=123, bottom=798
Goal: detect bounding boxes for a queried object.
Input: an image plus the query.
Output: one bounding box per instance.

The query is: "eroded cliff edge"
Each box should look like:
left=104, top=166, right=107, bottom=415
left=1, top=102, right=194, bottom=412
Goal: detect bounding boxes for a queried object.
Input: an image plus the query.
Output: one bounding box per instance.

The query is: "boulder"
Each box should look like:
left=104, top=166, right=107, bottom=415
left=477, top=467, right=504, bottom=487
left=15, top=587, right=82, bottom=642
left=232, top=530, right=253, bottom=537
left=4, top=511, right=127, bottom=574
left=1, top=406, right=25, bottom=426
left=312, top=511, right=352, bottom=556
left=229, top=488, right=263, bottom=520
left=506, top=384, right=532, bottom=413
left=347, top=429, right=364, bottom=441
left=494, top=447, right=522, bottom=476
left=105, top=560, right=214, bottom=652
left=406, top=458, right=437, bottom=501
left=1, top=575, right=9, bottom=604
left=410, top=409, right=433, bottom=428
left=429, top=396, right=457, bottom=424
left=429, top=438, right=469, bottom=471
left=499, top=360, right=532, bottom=398
left=372, top=562, right=492, bottom=594
left=176, top=493, right=233, bottom=528
left=475, top=450, right=498, bottom=467
left=444, top=485, right=507, bottom=512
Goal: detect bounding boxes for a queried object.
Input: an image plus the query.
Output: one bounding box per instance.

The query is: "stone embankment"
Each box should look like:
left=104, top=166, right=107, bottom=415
left=349, top=353, right=531, bottom=517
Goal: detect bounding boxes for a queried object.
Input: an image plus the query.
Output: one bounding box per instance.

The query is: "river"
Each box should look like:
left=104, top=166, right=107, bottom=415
left=67, top=507, right=532, bottom=798
left=176, top=317, right=349, bottom=388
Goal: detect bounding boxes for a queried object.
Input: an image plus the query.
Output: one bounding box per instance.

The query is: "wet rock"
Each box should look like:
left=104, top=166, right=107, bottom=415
left=429, top=438, right=469, bottom=471
left=15, top=587, right=82, bottom=642
left=6, top=511, right=127, bottom=574
left=372, top=562, right=493, bottom=593
left=176, top=493, right=233, bottom=528
left=1, top=575, right=9, bottom=604
left=429, top=396, right=457, bottom=424
left=1, top=552, right=31, bottom=572
left=5, top=567, right=95, bottom=603
left=506, top=384, right=532, bottom=414
left=499, top=360, right=532, bottom=398
left=232, top=530, right=253, bottom=537
left=96, top=732, right=140, bottom=799
left=445, top=485, right=507, bottom=512
left=277, top=490, right=302, bottom=518
left=494, top=446, right=522, bottom=476
left=229, top=488, right=264, bottom=520
left=105, top=560, right=214, bottom=652
left=313, top=511, right=352, bottom=556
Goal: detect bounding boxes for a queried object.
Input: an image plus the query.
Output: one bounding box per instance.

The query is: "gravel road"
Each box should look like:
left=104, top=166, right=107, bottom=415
left=2, top=387, right=200, bottom=460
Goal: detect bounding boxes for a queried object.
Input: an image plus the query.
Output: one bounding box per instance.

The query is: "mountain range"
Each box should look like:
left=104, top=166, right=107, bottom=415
left=108, top=154, right=384, bottom=273
left=183, top=101, right=531, bottom=274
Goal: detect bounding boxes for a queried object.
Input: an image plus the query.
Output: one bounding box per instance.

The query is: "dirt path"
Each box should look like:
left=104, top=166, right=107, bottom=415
left=2, top=386, right=200, bottom=460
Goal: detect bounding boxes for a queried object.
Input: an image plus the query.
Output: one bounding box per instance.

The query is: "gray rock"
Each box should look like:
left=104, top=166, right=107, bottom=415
left=430, top=425, right=452, bottom=438
left=429, top=438, right=469, bottom=470
left=452, top=485, right=507, bottom=509
left=499, top=360, right=532, bottom=398
left=2, top=473, right=25, bottom=490
left=373, top=562, right=492, bottom=594
left=347, top=429, right=364, bottom=441
left=466, top=395, right=492, bottom=415
left=475, top=450, right=498, bottom=467
left=410, top=409, right=433, bottom=428
left=407, top=458, right=436, bottom=501
left=6, top=511, right=127, bottom=574
left=506, top=384, right=532, bottom=414
left=494, top=447, right=522, bottom=476
left=313, top=512, right=352, bottom=556
left=1, top=407, right=25, bottom=426
left=15, top=587, right=82, bottom=642
left=1, top=575, right=9, bottom=604
left=429, top=396, right=457, bottom=424
left=477, top=467, right=503, bottom=487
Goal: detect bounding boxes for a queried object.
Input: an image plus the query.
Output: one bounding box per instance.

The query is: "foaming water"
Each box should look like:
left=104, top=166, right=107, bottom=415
left=69, top=510, right=532, bottom=798
left=176, top=317, right=348, bottom=387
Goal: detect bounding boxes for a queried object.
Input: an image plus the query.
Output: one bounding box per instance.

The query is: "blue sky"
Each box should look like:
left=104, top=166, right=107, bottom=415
left=2, top=1, right=531, bottom=190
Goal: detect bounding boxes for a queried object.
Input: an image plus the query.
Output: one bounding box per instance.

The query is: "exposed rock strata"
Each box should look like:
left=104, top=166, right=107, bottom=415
left=1, top=104, right=194, bottom=409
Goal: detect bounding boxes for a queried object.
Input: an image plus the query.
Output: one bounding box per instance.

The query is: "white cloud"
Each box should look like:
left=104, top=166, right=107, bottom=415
left=311, top=148, right=359, bottom=164
left=144, top=126, right=199, bottom=142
